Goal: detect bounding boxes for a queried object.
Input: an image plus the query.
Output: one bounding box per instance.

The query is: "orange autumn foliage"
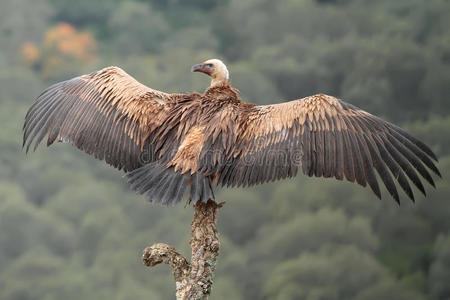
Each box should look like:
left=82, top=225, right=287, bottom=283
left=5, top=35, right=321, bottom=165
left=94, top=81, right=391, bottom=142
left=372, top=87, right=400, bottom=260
left=43, top=23, right=96, bottom=62
left=20, top=42, right=40, bottom=65
left=20, top=23, right=97, bottom=79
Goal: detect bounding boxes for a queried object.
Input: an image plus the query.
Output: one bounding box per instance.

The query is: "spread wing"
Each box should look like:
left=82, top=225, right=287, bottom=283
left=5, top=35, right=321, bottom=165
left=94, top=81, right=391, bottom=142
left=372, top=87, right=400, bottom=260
left=216, top=94, right=441, bottom=203
left=23, top=66, right=184, bottom=172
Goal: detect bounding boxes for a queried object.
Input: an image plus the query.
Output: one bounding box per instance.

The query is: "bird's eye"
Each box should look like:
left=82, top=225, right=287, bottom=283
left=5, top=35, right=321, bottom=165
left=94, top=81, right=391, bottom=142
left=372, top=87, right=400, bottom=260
left=205, top=63, right=213, bottom=68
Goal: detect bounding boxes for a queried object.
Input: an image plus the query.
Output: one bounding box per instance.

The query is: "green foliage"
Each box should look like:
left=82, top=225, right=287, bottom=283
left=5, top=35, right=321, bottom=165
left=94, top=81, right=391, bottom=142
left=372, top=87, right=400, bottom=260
left=356, top=281, right=425, bottom=300
left=263, top=246, right=423, bottom=300
left=0, top=0, right=449, bottom=299
left=49, top=0, right=122, bottom=29
left=108, top=1, right=169, bottom=55
left=255, top=208, right=378, bottom=261
left=0, top=0, right=52, bottom=63
left=429, top=234, right=450, bottom=299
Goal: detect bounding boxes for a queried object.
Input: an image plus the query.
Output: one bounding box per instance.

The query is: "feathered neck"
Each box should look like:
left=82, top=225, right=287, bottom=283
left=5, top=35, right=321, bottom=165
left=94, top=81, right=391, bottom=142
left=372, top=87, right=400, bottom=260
left=204, top=82, right=241, bottom=103
left=210, top=77, right=228, bottom=87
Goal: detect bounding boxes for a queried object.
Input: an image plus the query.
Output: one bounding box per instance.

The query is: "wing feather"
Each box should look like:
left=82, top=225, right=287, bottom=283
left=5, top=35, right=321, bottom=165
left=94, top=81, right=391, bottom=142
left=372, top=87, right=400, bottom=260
left=23, top=66, right=182, bottom=172
left=372, top=135, right=414, bottom=201
left=215, top=94, right=440, bottom=203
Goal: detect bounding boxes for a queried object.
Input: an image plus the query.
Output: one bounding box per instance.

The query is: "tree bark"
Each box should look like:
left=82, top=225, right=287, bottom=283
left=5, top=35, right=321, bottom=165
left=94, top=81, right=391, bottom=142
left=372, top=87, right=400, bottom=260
left=142, top=200, right=224, bottom=300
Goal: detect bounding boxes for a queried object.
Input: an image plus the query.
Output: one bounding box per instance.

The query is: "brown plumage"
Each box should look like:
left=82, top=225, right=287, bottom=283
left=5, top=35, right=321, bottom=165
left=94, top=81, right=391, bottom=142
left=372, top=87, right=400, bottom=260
left=23, top=58, right=441, bottom=205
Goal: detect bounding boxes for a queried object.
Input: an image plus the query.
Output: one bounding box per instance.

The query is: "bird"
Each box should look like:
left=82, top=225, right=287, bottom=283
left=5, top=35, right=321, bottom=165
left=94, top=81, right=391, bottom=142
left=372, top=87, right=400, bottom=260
left=23, top=58, right=441, bottom=205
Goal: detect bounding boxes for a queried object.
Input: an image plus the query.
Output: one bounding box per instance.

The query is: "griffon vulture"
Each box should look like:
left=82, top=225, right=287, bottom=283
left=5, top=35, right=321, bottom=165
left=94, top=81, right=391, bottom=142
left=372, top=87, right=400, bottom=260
left=23, top=59, right=441, bottom=205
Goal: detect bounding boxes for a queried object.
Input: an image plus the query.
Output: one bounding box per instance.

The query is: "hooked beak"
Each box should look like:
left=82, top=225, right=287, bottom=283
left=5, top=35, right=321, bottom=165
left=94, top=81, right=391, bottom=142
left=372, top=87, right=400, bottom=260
left=191, top=63, right=203, bottom=72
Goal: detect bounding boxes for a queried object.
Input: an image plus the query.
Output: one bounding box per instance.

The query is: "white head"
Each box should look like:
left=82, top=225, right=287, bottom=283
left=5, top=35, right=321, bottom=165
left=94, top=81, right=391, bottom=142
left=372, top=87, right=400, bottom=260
left=191, top=58, right=229, bottom=87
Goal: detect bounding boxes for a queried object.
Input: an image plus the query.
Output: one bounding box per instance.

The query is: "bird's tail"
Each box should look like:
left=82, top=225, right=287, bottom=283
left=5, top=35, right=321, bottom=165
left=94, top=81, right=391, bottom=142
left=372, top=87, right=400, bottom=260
left=125, top=162, right=214, bottom=205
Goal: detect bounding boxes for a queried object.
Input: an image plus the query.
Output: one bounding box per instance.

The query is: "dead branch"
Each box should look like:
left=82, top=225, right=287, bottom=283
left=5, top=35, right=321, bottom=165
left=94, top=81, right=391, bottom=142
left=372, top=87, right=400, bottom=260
left=142, top=200, right=224, bottom=300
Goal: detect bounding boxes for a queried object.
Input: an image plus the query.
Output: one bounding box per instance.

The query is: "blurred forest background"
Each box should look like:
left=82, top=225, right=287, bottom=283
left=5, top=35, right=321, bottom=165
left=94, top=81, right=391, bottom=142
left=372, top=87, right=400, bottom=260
left=0, top=0, right=449, bottom=299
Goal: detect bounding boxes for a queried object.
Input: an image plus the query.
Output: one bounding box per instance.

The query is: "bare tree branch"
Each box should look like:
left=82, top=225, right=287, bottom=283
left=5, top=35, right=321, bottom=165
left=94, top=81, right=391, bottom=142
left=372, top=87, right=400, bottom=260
left=142, top=200, right=224, bottom=300
left=142, top=243, right=189, bottom=283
